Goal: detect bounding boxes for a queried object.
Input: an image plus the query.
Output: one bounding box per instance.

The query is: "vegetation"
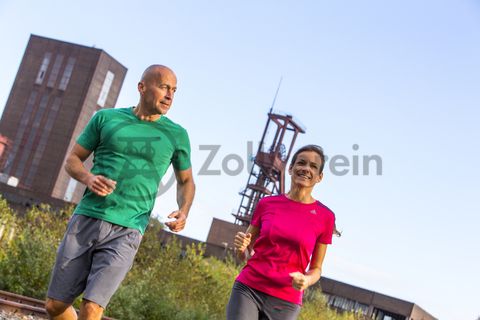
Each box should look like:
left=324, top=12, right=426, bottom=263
left=0, top=197, right=354, bottom=320
left=0, top=199, right=71, bottom=299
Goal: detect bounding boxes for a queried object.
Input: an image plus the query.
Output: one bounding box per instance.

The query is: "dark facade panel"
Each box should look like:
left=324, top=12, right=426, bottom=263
left=319, top=277, right=437, bottom=320
left=410, top=304, right=437, bottom=320
left=0, top=34, right=126, bottom=204
left=320, top=277, right=374, bottom=306
left=372, top=292, right=413, bottom=315
left=207, top=217, right=247, bottom=248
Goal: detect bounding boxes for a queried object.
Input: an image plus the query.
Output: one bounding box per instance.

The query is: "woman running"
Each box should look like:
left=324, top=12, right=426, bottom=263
left=227, top=144, right=336, bottom=320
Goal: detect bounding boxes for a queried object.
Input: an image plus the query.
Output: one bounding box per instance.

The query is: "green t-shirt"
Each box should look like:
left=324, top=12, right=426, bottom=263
left=74, top=107, right=191, bottom=234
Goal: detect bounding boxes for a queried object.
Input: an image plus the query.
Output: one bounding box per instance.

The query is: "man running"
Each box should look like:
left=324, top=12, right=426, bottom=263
left=45, top=65, right=195, bottom=320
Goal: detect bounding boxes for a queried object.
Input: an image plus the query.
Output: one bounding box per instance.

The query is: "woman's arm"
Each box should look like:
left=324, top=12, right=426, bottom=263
left=233, top=224, right=260, bottom=262
left=290, top=242, right=328, bottom=291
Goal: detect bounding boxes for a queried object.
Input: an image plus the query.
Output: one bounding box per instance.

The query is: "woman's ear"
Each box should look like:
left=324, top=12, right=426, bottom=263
left=316, top=172, right=324, bottom=183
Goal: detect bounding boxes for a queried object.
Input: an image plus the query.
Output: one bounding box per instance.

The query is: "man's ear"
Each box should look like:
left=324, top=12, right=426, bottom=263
left=138, top=81, right=145, bottom=94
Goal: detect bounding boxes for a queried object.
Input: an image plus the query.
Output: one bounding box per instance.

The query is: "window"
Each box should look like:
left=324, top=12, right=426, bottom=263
left=64, top=177, right=78, bottom=202
left=354, top=302, right=369, bottom=315
left=327, top=296, right=368, bottom=315
left=24, top=97, right=62, bottom=187
left=58, top=57, right=76, bottom=91
left=14, top=94, right=49, bottom=179
left=97, top=71, right=115, bottom=107
left=4, top=91, right=37, bottom=175
left=35, top=52, right=52, bottom=85
left=47, top=54, right=64, bottom=88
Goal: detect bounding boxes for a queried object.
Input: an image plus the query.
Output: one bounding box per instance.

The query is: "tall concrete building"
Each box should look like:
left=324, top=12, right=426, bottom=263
left=0, top=34, right=127, bottom=204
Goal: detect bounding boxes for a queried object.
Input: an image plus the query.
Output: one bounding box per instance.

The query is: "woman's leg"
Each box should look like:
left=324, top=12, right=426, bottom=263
left=226, top=281, right=261, bottom=320
left=263, top=294, right=301, bottom=320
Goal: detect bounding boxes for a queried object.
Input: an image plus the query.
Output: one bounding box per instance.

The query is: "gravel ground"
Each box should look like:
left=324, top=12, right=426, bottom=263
left=0, top=310, right=46, bottom=320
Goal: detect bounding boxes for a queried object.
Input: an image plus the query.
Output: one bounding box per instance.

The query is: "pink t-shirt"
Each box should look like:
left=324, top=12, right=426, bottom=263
left=236, top=194, right=335, bottom=304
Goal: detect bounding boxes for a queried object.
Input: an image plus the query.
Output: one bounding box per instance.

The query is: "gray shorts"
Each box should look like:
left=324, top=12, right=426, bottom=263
left=47, top=214, right=142, bottom=308
left=227, top=281, right=301, bottom=320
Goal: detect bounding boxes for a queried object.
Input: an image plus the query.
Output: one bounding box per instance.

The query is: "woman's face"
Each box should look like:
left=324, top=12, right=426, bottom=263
left=289, top=151, right=323, bottom=188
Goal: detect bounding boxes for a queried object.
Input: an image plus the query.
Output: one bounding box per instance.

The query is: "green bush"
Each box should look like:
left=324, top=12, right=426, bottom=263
left=0, top=199, right=355, bottom=320
left=108, top=220, right=238, bottom=319
left=0, top=197, right=17, bottom=261
left=0, top=200, right=71, bottom=299
left=300, top=290, right=356, bottom=320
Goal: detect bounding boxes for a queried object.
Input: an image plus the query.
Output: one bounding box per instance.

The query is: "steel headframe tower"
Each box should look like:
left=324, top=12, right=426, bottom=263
left=232, top=110, right=305, bottom=225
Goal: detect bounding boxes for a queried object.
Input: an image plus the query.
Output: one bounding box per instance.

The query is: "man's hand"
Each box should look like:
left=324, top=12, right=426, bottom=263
left=234, top=232, right=252, bottom=253
left=165, top=210, right=187, bottom=232
left=289, top=272, right=309, bottom=291
left=85, top=175, right=116, bottom=197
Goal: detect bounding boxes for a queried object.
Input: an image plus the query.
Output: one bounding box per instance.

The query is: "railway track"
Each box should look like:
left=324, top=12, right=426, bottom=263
left=0, top=290, right=115, bottom=319
left=0, top=290, right=46, bottom=319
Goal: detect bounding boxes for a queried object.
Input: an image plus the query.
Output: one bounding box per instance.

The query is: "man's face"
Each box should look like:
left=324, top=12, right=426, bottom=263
left=140, top=69, right=177, bottom=115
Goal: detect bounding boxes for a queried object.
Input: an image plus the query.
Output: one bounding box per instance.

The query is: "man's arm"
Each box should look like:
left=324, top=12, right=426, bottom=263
left=165, top=167, right=195, bottom=232
left=65, top=143, right=116, bottom=197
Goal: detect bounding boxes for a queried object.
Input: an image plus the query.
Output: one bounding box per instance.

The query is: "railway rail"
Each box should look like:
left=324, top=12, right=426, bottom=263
left=0, top=290, right=46, bottom=319
left=0, top=290, right=115, bottom=319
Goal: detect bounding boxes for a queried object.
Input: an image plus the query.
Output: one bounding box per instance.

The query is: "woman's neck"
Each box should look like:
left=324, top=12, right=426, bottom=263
left=286, top=188, right=315, bottom=204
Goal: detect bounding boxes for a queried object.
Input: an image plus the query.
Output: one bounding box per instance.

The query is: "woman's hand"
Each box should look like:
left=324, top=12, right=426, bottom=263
left=234, top=232, right=252, bottom=253
left=233, top=226, right=259, bottom=262
left=289, top=272, right=309, bottom=291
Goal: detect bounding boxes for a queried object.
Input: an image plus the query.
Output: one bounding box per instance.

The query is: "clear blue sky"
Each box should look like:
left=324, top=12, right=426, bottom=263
left=1, top=1, right=479, bottom=319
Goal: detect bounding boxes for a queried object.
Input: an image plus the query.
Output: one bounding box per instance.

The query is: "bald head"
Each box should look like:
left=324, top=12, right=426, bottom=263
left=141, top=64, right=176, bottom=84
left=136, top=64, right=178, bottom=118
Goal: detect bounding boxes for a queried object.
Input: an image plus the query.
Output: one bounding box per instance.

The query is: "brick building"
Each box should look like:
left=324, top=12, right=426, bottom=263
left=0, top=34, right=126, bottom=205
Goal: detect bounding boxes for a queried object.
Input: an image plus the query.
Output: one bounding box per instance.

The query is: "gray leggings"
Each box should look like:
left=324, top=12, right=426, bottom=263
left=226, top=281, right=301, bottom=320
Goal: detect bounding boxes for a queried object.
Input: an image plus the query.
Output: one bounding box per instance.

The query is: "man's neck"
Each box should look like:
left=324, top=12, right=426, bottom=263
left=133, top=104, right=161, bottom=122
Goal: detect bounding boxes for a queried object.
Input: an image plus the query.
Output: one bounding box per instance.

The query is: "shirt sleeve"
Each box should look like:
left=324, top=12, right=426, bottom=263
left=76, top=111, right=103, bottom=151
left=171, top=128, right=191, bottom=171
left=317, top=211, right=335, bottom=245
left=250, top=198, right=266, bottom=228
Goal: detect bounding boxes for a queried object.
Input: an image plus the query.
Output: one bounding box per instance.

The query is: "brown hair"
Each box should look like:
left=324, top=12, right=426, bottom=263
left=290, top=144, right=342, bottom=237
left=290, top=144, right=326, bottom=174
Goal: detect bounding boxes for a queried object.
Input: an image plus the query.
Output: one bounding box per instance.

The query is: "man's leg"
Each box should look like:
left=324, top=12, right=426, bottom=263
left=45, top=298, right=77, bottom=320
left=82, top=224, right=142, bottom=310
left=47, top=215, right=97, bottom=319
left=78, top=299, right=104, bottom=320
